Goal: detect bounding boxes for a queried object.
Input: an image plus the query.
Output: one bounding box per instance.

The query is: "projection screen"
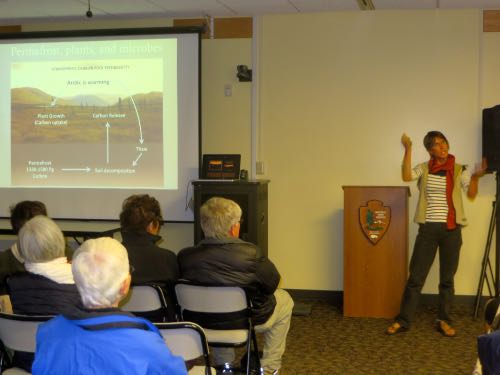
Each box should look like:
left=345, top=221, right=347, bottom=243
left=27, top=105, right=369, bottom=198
left=0, top=27, right=201, bottom=222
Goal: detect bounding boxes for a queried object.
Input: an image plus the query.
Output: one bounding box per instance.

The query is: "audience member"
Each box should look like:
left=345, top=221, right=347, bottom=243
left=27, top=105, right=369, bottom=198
left=32, top=237, right=187, bottom=375
left=0, top=200, right=47, bottom=294
left=7, top=215, right=81, bottom=372
left=0, top=200, right=73, bottom=297
left=178, top=197, right=294, bottom=375
left=474, top=298, right=500, bottom=375
left=120, top=194, right=179, bottom=320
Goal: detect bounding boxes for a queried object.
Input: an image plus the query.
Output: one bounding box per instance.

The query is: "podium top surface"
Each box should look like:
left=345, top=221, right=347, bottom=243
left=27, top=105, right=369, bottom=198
left=342, top=186, right=410, bottom=196
left=192, top=179, right=270, bottom=186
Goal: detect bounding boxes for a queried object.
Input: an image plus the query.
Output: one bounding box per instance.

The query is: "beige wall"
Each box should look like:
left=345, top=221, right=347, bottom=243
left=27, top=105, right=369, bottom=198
left=201, top=38, right=252, bottom=171
left=159, top=38, right=253, bottom=251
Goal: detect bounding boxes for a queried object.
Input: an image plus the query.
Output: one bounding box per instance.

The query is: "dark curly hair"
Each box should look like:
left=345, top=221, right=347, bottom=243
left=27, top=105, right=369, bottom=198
left=119, top=194, right=163, bottom=233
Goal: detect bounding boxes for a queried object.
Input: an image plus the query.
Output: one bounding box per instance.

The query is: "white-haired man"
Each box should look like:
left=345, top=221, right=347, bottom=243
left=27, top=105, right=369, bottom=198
left=32, top=237, right=187, bottom=375
left=178, top=197, right=294, bottom=375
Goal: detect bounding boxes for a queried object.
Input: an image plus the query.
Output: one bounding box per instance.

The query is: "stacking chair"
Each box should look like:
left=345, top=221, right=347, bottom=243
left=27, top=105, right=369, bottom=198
left=175, top=282, right=260, bottom=375
left=156, top=321, right=215, bottom=375
left=0, top=312, right=52, bottom=375
left=120, top=284, right=170, bottom=322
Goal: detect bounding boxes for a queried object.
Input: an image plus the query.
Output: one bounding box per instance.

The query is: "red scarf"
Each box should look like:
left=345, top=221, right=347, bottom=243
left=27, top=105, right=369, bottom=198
left=428, top=154, right=456, bottom=230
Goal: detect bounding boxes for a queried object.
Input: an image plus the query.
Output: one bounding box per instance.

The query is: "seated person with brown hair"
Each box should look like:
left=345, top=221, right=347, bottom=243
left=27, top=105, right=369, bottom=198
left=7, top=215, right=81, bottom=372
left=120, top=194, right=179, bottom=320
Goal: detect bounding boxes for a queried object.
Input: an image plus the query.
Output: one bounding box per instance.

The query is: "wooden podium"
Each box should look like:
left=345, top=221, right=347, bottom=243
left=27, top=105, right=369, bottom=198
left=342, top=186, right=410, bottom=318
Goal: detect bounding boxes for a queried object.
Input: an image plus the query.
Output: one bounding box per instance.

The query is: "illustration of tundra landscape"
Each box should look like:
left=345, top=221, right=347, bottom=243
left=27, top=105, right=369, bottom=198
left=11, top=86, right=166, bottom=188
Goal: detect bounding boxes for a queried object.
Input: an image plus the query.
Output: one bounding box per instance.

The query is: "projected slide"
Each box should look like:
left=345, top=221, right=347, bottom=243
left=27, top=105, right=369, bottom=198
left=2, top=37, right=179, bottom=190
left=11, top=58, right=164, bottom=188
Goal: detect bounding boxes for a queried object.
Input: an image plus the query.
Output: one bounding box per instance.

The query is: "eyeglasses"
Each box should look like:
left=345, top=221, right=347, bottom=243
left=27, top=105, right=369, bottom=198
left=129, top=265, right=135, bottom=274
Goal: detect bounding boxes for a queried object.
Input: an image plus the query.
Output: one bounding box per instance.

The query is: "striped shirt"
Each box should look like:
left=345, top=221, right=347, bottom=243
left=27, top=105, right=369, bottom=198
left=411, top=164, right=471, bottom=223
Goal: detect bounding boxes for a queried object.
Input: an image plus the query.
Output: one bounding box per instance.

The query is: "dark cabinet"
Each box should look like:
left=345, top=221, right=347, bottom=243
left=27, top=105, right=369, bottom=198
left=192, top=180, right=269, bottom=257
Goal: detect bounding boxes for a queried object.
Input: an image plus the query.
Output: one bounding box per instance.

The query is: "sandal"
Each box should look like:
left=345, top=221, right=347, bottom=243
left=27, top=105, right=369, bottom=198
left=437, top=320, right=456, bottom=337
left=386, top=322, right=407, bottom=335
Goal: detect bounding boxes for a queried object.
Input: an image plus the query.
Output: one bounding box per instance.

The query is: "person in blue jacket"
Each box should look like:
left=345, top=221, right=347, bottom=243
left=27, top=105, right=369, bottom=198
left=32, top=237, right=187, bottom=375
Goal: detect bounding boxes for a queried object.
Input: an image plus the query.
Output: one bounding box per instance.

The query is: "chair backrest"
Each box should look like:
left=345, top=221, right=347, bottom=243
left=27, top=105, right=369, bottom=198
left=156, top=321, right=213, bottom=375
left=0, top=312, right=51, bottom=353
left=175, top=283, right=248, bottom=314
left=174, top=283, right=259, bottom=375
left=156, top=322, right=209, bottom=361
left=175, top=282, right=253, bottom=332
left=120, top=284, right=168, bottom=321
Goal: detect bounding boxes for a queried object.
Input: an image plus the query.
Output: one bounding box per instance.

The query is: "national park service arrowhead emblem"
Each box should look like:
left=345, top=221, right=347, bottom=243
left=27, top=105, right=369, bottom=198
left=359, top=200, right=391, bottom=245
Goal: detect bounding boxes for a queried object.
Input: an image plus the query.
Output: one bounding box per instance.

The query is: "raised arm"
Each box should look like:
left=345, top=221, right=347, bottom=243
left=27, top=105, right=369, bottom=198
left=467, top=158, right=487, bottom=199
left=401, top=133, right=413, bottom=182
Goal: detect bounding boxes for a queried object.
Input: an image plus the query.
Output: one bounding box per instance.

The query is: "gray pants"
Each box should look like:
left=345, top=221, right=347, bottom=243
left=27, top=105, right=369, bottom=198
left=213, top=289, right=294, bottom=371
left=396, top=222, right=462, bottom=328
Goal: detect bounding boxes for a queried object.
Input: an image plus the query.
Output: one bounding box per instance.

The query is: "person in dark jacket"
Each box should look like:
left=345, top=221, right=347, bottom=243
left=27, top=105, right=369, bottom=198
left=473, top=298, right=500, bottom=375
left=120, top=194, right=179, bottom=320
left=178, top=197, right=294, bottom=375
left=7, top=215, right=81, bottom=372
left=32, top=237, right=187, bottom=375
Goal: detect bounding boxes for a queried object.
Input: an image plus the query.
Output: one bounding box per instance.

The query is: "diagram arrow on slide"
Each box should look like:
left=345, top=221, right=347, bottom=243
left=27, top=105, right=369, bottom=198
left=61, top=167, right=91, bottom=172
left=132, top=153, right=143, bottom=167
left=105, top=122, right=110, bottom=164
left=129, top=96, right=144, bottom=144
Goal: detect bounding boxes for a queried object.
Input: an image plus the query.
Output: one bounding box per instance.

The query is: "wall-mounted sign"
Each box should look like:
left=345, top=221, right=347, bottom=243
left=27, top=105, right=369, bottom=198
left=359, top=200, right=391, bottom=245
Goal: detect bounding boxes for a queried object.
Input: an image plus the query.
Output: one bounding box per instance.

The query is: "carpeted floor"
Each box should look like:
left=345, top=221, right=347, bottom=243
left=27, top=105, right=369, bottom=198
left=277, top=301, right=484, bottom=375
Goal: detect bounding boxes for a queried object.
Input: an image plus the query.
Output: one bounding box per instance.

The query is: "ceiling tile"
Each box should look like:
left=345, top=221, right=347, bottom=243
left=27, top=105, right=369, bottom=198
left=439, top=0, right=500, bottom=9
left=0, top=0, right=499, bottom=26
left=373, top=0, right=437, bottom=10
left=288, top=0, right=359, bottom=13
